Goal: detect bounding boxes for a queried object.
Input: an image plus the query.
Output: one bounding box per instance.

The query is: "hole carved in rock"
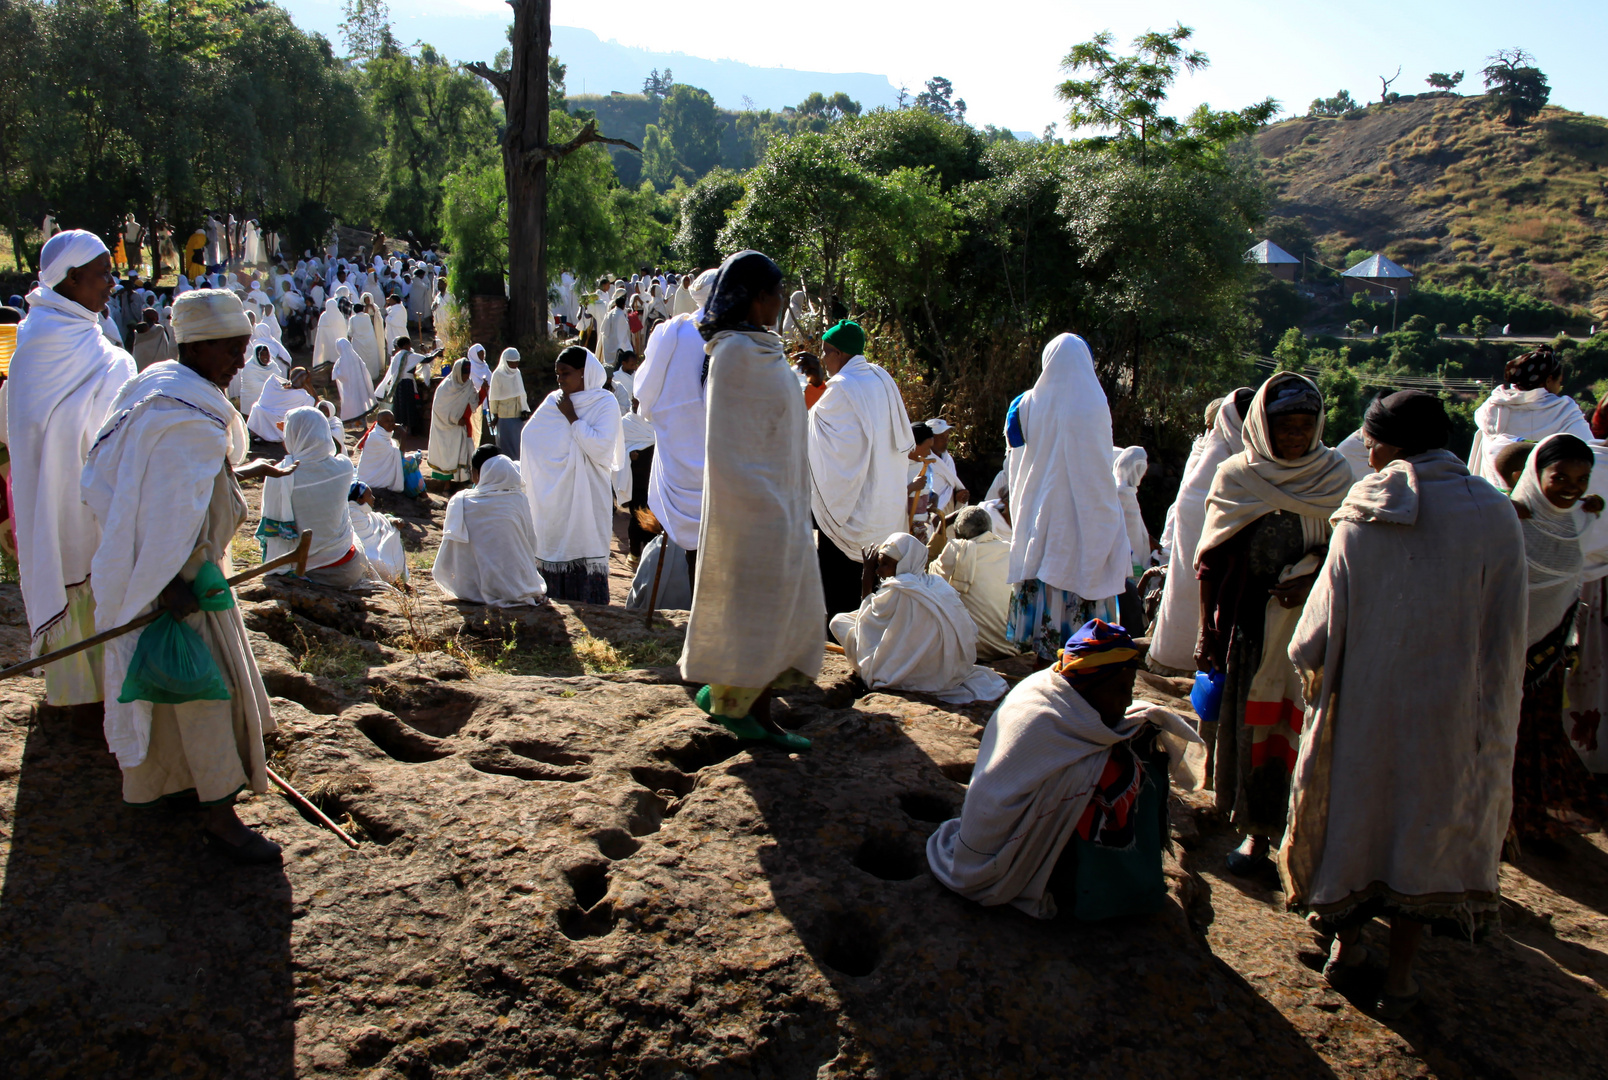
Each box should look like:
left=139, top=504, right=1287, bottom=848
left=852, top=834, right=925, bottom=881
left=355, top=711, right=453, bottom=764
left=898, top=791, right=957, bottom=824
left=817, top=913, right=881, bottom=978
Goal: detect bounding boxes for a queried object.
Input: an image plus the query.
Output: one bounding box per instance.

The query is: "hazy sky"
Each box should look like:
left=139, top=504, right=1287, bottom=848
left=282, top=0, right=1608, bottom=132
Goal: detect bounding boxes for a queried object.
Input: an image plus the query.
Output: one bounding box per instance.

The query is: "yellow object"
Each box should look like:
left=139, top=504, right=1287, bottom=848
left=0, top=324, right=15, bottom=375
left=184, top=230, right=207, bottom=278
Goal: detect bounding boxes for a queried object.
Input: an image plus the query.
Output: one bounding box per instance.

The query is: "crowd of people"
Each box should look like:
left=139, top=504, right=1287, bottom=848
left=6, top=224, right=1608, bottom=1024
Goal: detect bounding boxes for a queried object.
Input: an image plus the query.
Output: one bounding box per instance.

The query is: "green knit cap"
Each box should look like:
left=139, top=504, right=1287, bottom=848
left=822, top=319, right=865, bottom=357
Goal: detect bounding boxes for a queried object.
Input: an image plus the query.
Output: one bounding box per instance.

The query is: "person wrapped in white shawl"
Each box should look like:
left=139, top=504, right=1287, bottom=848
left=931, top=507, right=1017, bottom=662
left=635, top=268, right=715, bottom=553
left=831, top=533, right=1009, bottom=705
left=81, top=287, right=289, bottom=864
left=928, top=619, right=1203, bottom=918
left=246, top=367, right=315, bottom=444
left=258, top=406, right=372, bottom=589
left=332, top=338, right=375, bottom=422
left=1112, top=445, right=1151, bottom=579
left=347, top=482, right=407, bottom=583
left=311, top=295, right=346, bottom=370
left=8, top=229, right=138, bottom=705
left=427, top=358, right=478, bottom=482
left=1468, top=345, right=1593, bottom=489
left=433, top=456, right=547, bottom=606
left=519, top=346, right=623, bottom=604
left=355, top=410, right=406, bottom=492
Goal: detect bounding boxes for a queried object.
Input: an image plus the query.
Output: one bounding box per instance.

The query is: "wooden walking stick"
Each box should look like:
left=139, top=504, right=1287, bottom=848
left=643, top=543, right=668, bottom=630
left=266, top=765, right=360, bottom=848
left=0, top=530, right=313, bottom=682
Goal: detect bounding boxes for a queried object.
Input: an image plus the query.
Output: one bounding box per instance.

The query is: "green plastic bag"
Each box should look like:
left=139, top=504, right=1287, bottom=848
left=117, top=611, right=231, bottom=705
left=192, top=560, right=235, bottom=612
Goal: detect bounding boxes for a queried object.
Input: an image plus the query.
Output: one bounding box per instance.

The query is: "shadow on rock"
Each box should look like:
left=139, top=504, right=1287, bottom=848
left=0, top=703, right=295, bottom=1077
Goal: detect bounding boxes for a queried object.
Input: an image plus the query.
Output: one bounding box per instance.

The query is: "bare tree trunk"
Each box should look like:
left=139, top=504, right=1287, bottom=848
left=504, top=0, right=551, bottom=344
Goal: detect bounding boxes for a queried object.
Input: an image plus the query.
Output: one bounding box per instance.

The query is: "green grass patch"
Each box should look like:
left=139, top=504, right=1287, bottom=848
left=478, top=632, right=682, bottom=678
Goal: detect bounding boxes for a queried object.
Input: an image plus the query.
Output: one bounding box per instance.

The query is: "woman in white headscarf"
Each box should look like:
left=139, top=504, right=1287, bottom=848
left=1112, top=445, right=1151, bottom=581
left=519, top=346, right=624, bottom=604
left=332, top=338, right=375, bottom=423
left=347, top=483, right=408, bottom=583
left=831, top=532, right=1010, bottom=704
left=311, top=295, right=346, bottom=370
left=257, top=406, right=373, bottom=589
left=348, top=293, right=384, bottom=381
left=1507, top=432, right=1608, bottom=848
left=1146, top=390, right=1252, bottom=673
left=1194, top=371, right=1352, bottom=873
left=433, top=456, right=547, bottom=607
left=1003, top=334, right=1130, bottom=660
left=636, top=268, right=716, bottom=559
left=427, top=358, right=477, bottom=482
left=466, top=343, right=492, bottom=397
left=488, top=347, right=530, bottom=459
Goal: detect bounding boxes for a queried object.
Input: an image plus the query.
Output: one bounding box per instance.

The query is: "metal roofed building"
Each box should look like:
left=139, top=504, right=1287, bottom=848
left=1246, top=239, right=1300, bottom=281
left=1342, top=253, right=1414, bottom=297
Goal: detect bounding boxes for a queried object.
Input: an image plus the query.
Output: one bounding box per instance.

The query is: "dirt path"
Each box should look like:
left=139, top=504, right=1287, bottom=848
left=1, top=480, right=1606, bottom=1078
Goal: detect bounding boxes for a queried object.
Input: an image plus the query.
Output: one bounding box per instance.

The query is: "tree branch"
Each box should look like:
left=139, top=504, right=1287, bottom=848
left=463, top=62, right=510, bottom=103
left=522, top=120, right=641, bottom=169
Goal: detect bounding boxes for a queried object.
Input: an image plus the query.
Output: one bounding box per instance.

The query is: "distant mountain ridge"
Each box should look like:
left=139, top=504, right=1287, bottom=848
left=1254, top=94, right=1608, bottom=316
left=553, top=26, right=901, bottom=114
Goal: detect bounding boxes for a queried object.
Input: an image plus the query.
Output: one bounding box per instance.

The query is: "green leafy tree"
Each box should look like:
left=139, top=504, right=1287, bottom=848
left=914, top=77, right=966, bottom=123
left=1483, top=48, right=1550, bottom=126
left=659, top=84, right=725, bottom=178
left=640, top=124, right=677, bottom=189
left=1307, top=90, right=1358, bottom=117
left=1426, top=71, right=1464, bottom=92
left=642, top=67, right=674, bottom=99
left=674, top=168, right=744, bottom=269
left=1472, top=313, right=1492, bottom=339
left=339, top=0, right=395, bottom=61
left=1056, top=23, right=1206, bottom=162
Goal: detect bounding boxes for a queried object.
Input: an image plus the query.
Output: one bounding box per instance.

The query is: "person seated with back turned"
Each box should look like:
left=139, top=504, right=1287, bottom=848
left=931, top=506, right=1018, bottom=661
left=927, top=619, right=1205, bottom=919
left=433, top=446, right=547, bottom=607
left=830, top=533, right=1010, bottom=705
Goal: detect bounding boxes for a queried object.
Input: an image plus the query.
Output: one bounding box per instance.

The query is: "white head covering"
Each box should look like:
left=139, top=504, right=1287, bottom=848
left=489, top=347, right=529, bottom=411
left=1514, top=432, right=1590, bottom=644
left=1004, top=334, right=1129, bottom=600
left=171, top=288, right=253, bottom=343
left=925, top=418, right=952, bottom=436
left=39, top=230, right=109, bottom=288
left=434, top=455, right=547, bottom=607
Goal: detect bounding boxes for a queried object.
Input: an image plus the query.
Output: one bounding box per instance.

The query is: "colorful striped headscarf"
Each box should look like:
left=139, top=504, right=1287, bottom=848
left=1053, top=619, right=1140, bottom=690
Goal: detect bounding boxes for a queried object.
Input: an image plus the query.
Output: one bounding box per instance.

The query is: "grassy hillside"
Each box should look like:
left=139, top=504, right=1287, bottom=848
left=1256, top=93, right=1608, bottom=316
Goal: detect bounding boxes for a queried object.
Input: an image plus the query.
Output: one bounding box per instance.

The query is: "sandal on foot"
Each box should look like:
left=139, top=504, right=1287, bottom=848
left=1322, top=944, right=1379, bottom=988
left=712, top=714, right=768, bottom=740
left=762, top=728, right=812, bottom=751
left=1376, top=983, right=1421, bottom=1020
left=1224, top=848, right=1269, bottom=876
left=205, top=830, right=283, bottom=866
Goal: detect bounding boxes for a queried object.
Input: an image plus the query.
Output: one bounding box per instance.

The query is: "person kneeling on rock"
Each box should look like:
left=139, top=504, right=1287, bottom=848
left=927, top=619, right=1205, bottom=919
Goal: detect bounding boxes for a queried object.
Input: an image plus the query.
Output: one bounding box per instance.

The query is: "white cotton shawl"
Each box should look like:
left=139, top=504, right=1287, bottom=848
left=636, top=313, right=708, bottom=551
left=332, top=338, right=375, bottom=421
left=809, top=355, right=915, bottom=560
left=1335, top=428, right=1371, bottom=480
left=234, top=353, right=286, bottom=414
left=466, top=344, right=491, bottom=393
left=246, top=376, right=315, bottom=443
left=434, top=457, right=547, bottom=607
left=81, top=361, right=248, bottom=767
left=1580, top=440, right=1608, bottom=583
left=1196, top=373, right=1352, bottom=567
left=249, top=322, right=291, bottom=367
left=1113, top=445, right=1150, bottom=574
left=262, top=407, right=360, bottom=571
left=680, top=329, right=824, bottom=689
left=9, top=286, right=138, bottom=639
left=927, top=667, right=1203, bottom=918
left=355, top=424, right=405, bottom=492
left=428, top=363, right=477, bottom=480
left=488, top=350, right=528, bottom=411
left=384, top=303, right=407, bottom=350
left=598, top=306, right=632, bottom=366
left=351, top=503, right=407, bottom=583
left=1146, top=395, right=1249, bottom=671
left=1280, top=449, right=1527, bottom=917
left=934, top=531, right=1016, bottom=661
left=1005, top=334, right=1129, bottom=600
left=1468, top=385, right=1594, bottom=489
left=836, top=533, right=1009, bottom=704
left=312, top=297, right=346, bottom=369
left=348, top=299, right=384, bottom=381
left=320, top=401, right=346, bottom=453
left=519, top=350, right=624, bottom=571
left=1513, top=432, right=1589, bottom=644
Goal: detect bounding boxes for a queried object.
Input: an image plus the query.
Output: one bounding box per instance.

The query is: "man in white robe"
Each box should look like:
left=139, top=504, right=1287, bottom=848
left=82, top=287, right=287, bottom=863
left=931, top=507, right=1017, bottom=662
left=808, top=319, right=914, bottom=621
left=8, top=230, right=137, bottom=706
left=923, top=418, right=967, bottom=513
left=355, top=411, right=407, bottom=492
left=434, top=455, right=547, bottom=606
left=830, top=533, right=1008, bottom=705
left=636, top=269, right=715, bottom=559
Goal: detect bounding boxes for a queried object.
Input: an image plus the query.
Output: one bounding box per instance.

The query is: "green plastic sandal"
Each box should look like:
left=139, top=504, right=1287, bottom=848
left=695, top=686, right=767, bottom=740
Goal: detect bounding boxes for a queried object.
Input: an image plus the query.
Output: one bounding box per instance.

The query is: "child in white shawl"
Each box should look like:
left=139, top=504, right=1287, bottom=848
left=433, top=453, right=547, bottom=607
left=1112, top=445, right=1151, bottom=579
left=347, top=482, right=408, bottom=583
left=355, top=410, right=406, bottom=492
left=830, top=533, right=1009, bottom=705
left=519, top=346, right=623, bottom=604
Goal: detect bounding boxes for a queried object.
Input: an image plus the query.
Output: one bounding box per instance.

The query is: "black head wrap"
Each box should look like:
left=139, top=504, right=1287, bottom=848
left=697, top=250, right=783, bottom=343
left=1536, top=432, right=1594, bottom=471
left=1361, top=390, right=1450, bottom=457
left=1264, top=375, right=1324, bottom=418
left=1504, top=345, right=1562, bottom=392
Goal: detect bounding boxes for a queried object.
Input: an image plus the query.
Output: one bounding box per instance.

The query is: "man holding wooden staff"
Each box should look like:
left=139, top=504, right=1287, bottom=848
left=81, top=288, right=298, bottom=864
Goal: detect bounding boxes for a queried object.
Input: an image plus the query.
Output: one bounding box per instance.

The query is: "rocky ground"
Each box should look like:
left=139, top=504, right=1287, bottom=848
left=3, top=473, right=1608, bottom=1078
